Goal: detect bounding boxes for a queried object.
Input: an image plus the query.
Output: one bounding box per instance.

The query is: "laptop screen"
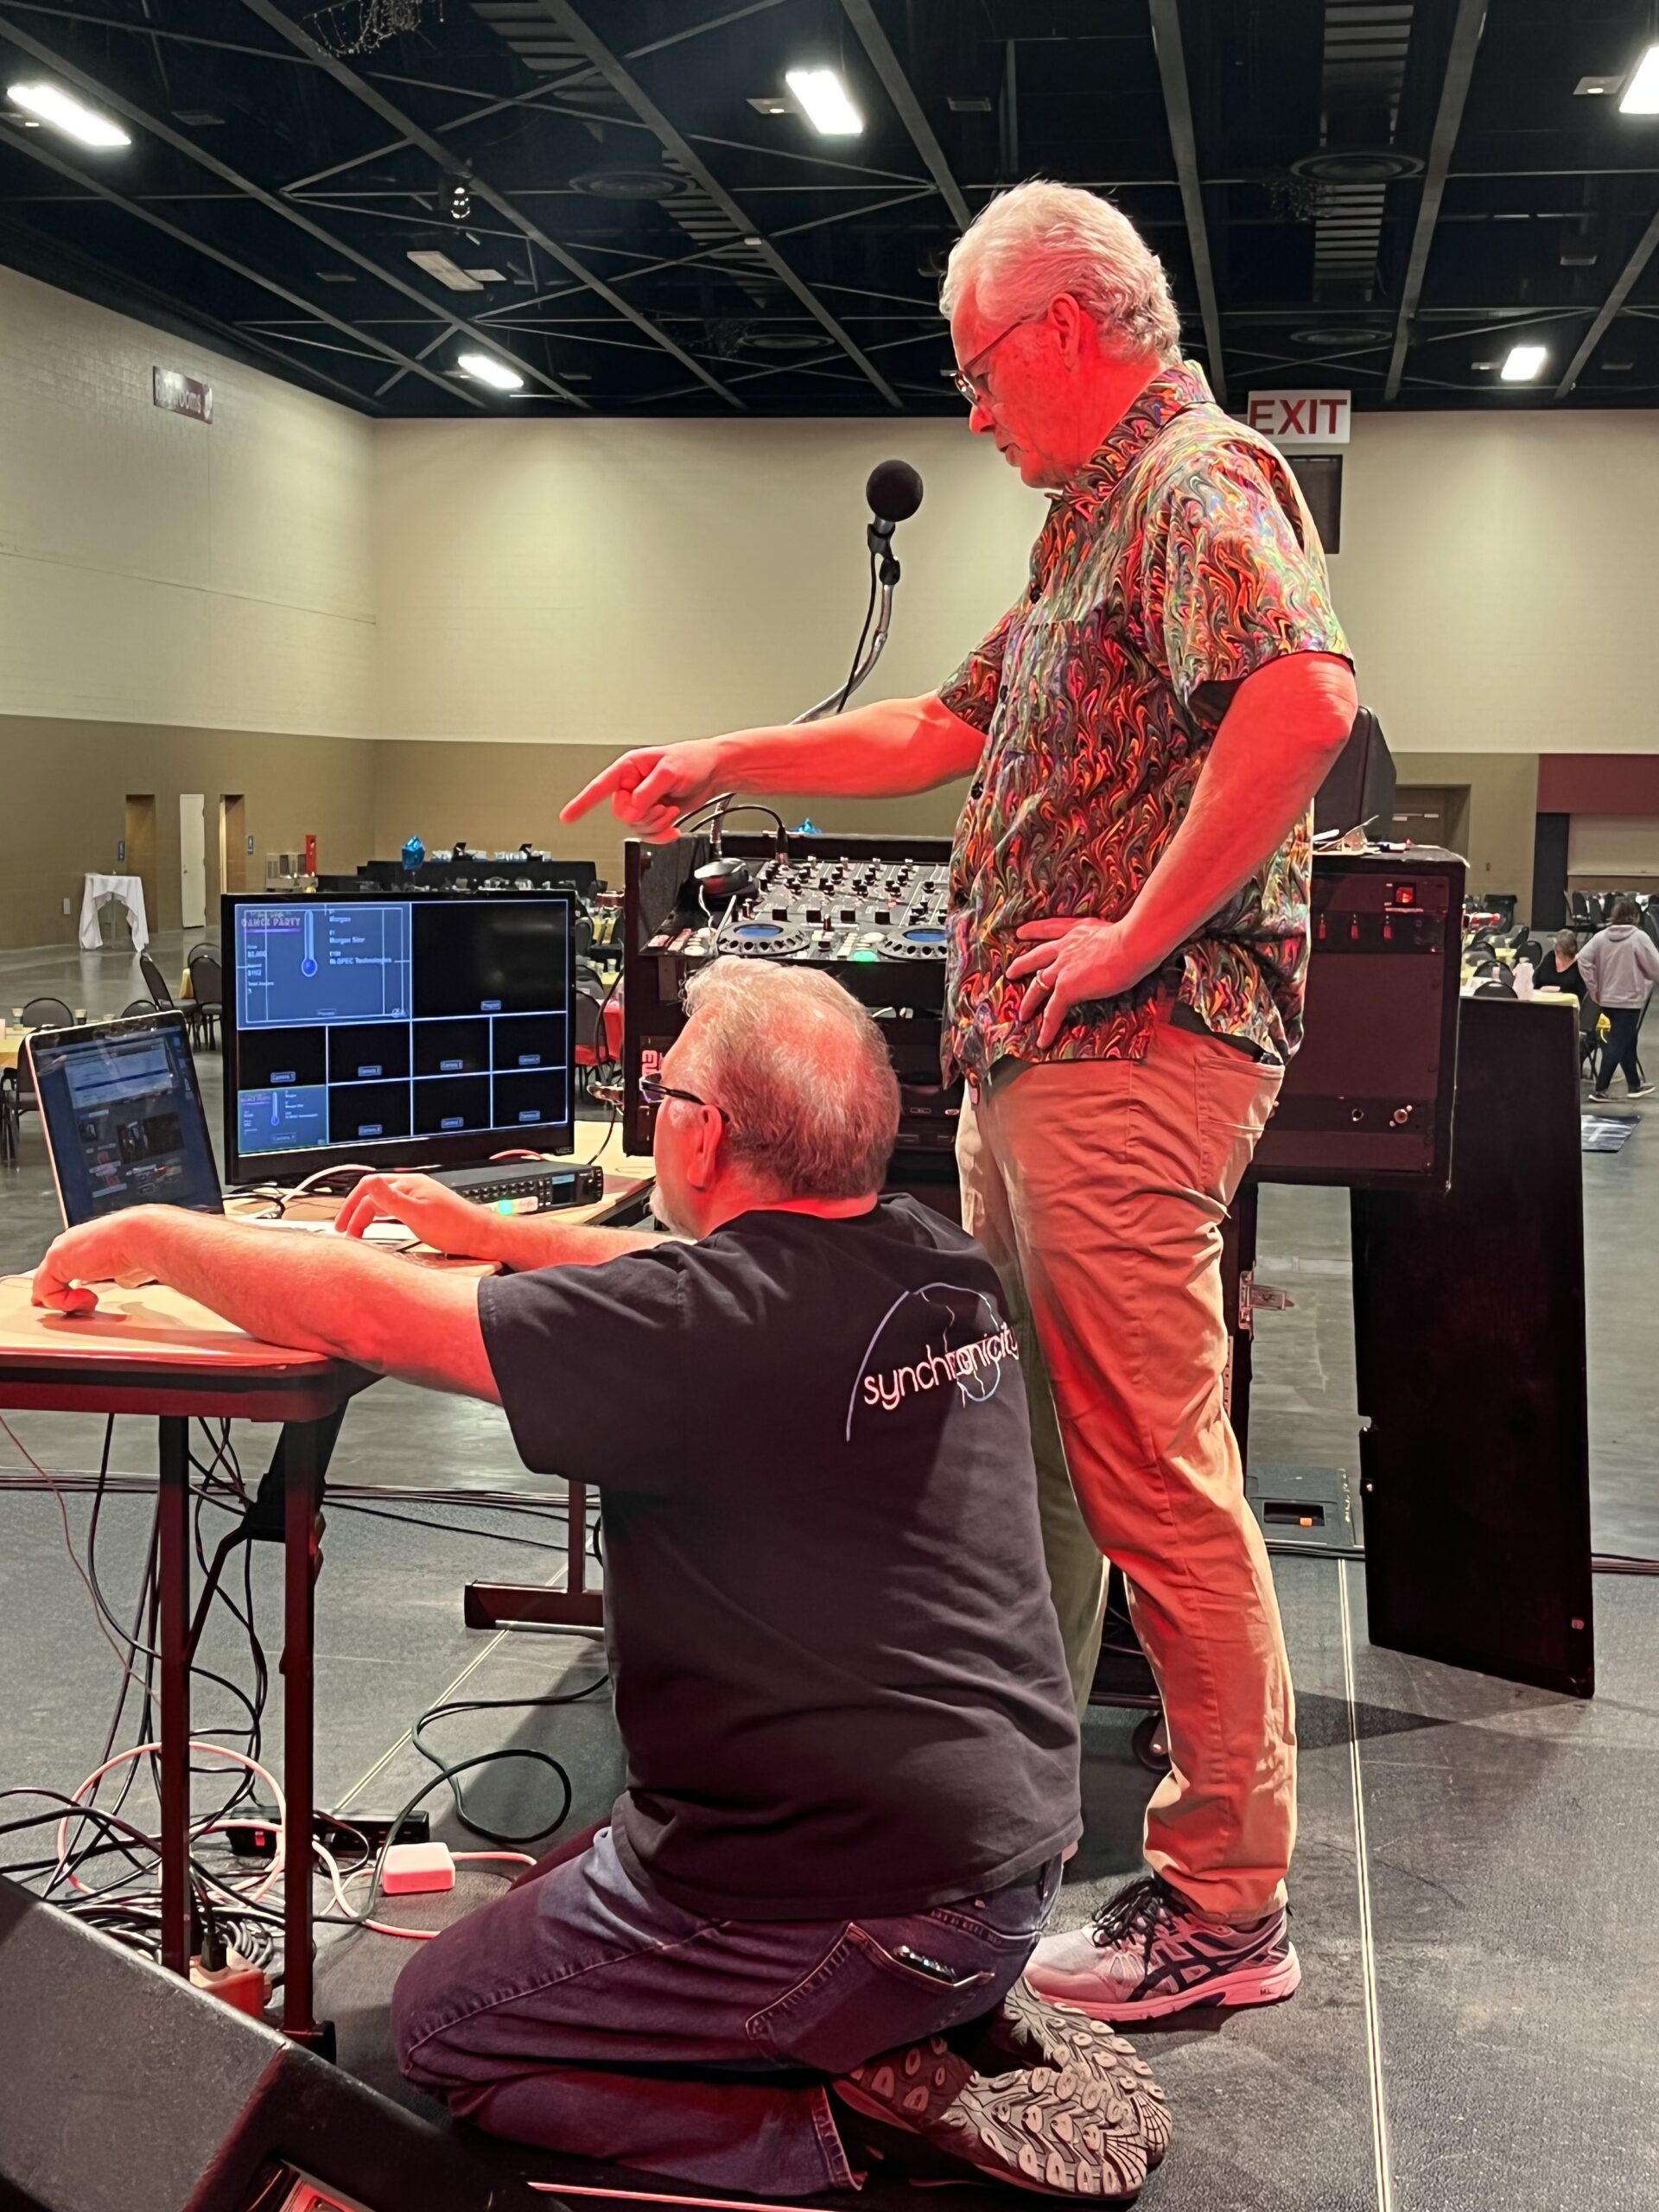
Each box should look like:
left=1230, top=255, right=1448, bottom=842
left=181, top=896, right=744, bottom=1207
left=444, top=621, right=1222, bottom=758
left=30, top=1013, right=223, bottom=1226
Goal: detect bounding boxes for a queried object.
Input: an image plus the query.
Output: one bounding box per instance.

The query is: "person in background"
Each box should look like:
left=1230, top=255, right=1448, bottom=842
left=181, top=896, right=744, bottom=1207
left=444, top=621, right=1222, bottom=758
left=1579, top=899, right=1659, bottom=1102
left=1536, top=929, right=1586, bottom=999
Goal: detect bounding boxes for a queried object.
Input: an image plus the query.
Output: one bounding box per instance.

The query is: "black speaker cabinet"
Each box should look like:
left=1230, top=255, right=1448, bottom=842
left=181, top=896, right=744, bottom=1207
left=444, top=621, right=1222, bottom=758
left=0, top=1878, right=540, bottom=2212
left=1351, top=995, right=1593, bottom=1696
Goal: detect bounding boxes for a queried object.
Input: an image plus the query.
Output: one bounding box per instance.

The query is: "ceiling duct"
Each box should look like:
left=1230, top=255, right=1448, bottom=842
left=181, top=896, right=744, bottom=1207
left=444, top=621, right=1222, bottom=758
left=1292, top=0, right=1418, bottom=300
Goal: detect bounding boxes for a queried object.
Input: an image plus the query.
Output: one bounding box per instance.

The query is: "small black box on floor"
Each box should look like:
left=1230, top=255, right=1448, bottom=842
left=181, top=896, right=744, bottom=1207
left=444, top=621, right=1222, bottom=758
left=0, top=1877, right=535, bottom=2212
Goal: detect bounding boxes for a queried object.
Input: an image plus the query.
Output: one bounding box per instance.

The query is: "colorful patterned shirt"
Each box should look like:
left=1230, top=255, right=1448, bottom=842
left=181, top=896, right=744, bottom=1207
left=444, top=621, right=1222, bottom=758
left=938, top=361, right=1350, bottom=1081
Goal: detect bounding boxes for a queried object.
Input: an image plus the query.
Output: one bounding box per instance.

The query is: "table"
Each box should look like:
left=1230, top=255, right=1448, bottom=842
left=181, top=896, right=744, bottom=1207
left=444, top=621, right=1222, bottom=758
left=0, top=1276, right=372, bottom=2046
left=78, top=874, right=149, bottom=954
left=0, top=1141, right=655, bottom=2035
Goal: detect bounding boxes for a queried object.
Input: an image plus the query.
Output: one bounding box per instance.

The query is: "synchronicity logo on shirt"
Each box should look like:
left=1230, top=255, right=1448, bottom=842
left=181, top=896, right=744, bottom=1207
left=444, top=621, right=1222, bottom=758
left=845, top=1281, right=1020, bottom=1441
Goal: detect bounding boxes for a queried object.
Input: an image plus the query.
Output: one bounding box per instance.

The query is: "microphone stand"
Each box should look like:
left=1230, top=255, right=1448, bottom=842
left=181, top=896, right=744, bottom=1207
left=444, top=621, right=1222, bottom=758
left=696, top=519, right=905, bottom=852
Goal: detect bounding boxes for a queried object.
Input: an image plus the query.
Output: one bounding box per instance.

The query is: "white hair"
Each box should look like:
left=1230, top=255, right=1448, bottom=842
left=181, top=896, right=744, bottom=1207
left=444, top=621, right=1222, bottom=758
left=677, top=959, right=899, bottom=1200
left=940, top=179, right=1183, bottom=365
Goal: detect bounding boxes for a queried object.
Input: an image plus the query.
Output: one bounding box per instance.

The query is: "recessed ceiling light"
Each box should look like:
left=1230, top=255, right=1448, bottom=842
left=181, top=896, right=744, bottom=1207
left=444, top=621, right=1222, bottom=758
left=1619, top=46, right=1659, bottom=113
left=1471, top=359, right=1497, bottom=371
left=1499, top=344, right=1548, bottom=382
left=408, top=248, right=484, bottom=293
left=7, top=81, right=130, bottom=148
left=747, top=96, right=791, bottom=116
left=457, top=351, right=524, bottom=391
left=1575, top=74, right=1621, bottom=97
left=785, top=67, right=861, bottom=136
left=947, top=94, right=993, bottom=113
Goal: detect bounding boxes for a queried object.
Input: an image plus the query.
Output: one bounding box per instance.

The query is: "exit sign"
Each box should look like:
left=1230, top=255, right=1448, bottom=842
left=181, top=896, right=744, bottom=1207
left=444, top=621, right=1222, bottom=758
left=1245, top=390, right=1351, bottom=446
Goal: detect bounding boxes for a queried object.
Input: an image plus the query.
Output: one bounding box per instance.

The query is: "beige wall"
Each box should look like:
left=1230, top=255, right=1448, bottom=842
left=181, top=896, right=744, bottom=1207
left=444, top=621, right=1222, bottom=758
left=1389, top=750, right=1541, bottom=899
left=372, top=417, right=1042, bottom=744
left=1332, top=409, right=1659, bottom=755
left=0, top=717, right=375, bottom=945
left=0, top=264, right=375, bottom=738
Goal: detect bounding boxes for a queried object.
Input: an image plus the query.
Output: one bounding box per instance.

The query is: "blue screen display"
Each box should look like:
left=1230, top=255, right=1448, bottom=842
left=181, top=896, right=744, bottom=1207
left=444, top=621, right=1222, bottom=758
left=229, top=897, right=573, bottom=1171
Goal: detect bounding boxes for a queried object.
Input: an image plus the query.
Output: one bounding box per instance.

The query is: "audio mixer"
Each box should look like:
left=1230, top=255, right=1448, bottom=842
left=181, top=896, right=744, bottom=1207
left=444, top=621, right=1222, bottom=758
left=644, top=850, right=952, bottom=966
left=625, top=832, right=958, bottom=1162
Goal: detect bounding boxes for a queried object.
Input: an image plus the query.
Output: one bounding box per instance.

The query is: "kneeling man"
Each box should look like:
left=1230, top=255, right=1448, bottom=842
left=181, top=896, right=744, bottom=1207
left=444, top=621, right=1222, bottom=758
left=34, top=961, right=1166, bottom=2201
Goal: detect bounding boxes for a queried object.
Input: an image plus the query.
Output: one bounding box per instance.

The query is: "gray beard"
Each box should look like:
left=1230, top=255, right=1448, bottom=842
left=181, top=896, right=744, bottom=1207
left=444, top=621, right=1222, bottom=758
left=649, top=1182, right=692, bottom=1237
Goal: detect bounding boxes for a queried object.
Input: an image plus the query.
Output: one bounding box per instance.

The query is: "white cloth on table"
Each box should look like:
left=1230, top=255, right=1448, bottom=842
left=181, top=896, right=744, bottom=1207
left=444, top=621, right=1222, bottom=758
left=78, top=874, right=149, bottom=954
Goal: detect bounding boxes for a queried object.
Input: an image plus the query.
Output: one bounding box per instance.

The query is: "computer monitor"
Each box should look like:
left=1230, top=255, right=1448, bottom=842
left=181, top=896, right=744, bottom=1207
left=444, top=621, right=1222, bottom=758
left=221, top=893, right=575, bottom=1185
left=30, top=1010, right=223, bottom=1226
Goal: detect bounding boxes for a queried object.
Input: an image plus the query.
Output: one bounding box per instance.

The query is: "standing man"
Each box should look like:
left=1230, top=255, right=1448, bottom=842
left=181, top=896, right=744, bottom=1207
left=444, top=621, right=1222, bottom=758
left=1580, top=897, right=1659, bottom=1101
left=564, top=180, right=1357, bottom=2020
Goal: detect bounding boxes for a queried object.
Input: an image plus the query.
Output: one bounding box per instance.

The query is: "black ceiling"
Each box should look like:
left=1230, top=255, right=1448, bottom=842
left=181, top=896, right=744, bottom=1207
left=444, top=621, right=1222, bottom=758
left=1, top=0, right=1657, bottom=417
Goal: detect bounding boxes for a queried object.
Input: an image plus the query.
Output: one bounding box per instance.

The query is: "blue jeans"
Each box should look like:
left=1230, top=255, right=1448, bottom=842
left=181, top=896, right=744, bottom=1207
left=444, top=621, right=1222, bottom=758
left=392, top=1822, right=1062, bottom=2195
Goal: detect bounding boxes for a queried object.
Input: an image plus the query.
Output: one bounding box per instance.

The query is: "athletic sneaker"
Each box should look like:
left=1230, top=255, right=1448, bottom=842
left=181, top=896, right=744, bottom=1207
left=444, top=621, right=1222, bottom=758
left=834, top=2034, right=1148, bottom=2200
left=957, top=1980, right=1171, bottom=2168
left=1589, top=1092, right=1611, bottom=1104
left=1629, top=1084, right=1655, bottom=1100
left=1025, top=1873, right=1300, bottom=2023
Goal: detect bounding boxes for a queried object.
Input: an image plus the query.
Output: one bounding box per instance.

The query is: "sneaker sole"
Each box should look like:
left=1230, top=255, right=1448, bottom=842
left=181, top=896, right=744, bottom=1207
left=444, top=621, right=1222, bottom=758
left=983, top=1982, right=1172, bottom=2168
left=1035, top=1942, right=1302, bottom=2024
left=836, top=2058, right=1147, bottom=2201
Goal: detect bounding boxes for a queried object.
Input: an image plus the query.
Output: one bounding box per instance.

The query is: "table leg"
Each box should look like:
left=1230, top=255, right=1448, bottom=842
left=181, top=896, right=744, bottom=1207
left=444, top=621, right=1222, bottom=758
left=282, top=1418, right=327, bottom=2047
left=157, top=1414, right=191, bottom=1978
left=463, top=1477, right=605, bottom=1630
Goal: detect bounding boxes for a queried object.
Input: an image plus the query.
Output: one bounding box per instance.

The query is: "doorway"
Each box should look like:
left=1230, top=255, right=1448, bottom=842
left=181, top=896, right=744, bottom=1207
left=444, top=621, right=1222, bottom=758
left=179, top=793, right=207, bottom=932
left=123, top=794, right=156, bottom=932
left=218, top=794, right=247, bottom=899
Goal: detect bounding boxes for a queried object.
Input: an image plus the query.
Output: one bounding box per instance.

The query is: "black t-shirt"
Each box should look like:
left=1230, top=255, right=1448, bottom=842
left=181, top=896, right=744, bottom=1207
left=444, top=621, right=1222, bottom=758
left=479, top=1195, right=1081, bottom=1921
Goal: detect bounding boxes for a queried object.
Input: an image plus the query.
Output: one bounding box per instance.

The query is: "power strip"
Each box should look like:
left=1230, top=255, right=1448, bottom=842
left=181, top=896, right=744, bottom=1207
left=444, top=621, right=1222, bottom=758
left=225, top=1808, right=431, bottom=1861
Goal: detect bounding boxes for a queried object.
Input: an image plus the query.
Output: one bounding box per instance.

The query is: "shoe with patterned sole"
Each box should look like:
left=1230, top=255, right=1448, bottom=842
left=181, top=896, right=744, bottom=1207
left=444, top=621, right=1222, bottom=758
left=1026, top=1874, right=1301, bottom=2024
left=957, top=1980, right=1172, bottom=2168
left=833, top=2035, right=1148, bottom=2200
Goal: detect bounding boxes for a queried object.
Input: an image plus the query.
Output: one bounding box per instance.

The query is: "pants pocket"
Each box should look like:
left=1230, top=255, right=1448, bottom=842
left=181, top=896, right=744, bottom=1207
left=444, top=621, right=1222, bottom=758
left=745, top=1924, right=998, bottom=2075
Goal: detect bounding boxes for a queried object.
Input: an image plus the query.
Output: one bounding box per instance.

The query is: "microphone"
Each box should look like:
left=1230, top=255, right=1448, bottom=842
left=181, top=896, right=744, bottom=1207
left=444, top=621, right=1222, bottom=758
left=866, top=459, right=924, bottom=541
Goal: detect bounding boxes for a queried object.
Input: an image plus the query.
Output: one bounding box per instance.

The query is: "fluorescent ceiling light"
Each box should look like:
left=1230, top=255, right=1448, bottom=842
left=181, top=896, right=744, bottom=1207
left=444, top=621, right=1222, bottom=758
left=407, top=248, right=483, bottom=293
left=785, top=67, right=861, bottom=136
left=457, top=351, right=524, bottom=391
left=1499, top=345, right=1548, bottom=382
left=7, top=81, right=130, bottom=147
left=1621, top=46, right=1659, bottom=113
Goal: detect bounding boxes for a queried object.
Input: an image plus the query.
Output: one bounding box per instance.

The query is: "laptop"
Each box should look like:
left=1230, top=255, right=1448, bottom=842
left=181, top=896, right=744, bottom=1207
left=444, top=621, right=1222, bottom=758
left=29, top=1010, right=225, bottom=1228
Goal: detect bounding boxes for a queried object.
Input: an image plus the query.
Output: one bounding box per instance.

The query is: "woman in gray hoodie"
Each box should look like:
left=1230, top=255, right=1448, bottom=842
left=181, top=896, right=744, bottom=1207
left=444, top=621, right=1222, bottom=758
left=1579, top=898, right=1659, bottom=1102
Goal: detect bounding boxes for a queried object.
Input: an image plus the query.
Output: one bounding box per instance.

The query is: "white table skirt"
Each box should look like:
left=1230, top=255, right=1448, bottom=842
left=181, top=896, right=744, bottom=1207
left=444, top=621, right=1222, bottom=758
left=79, top=874, right=150, bottom=955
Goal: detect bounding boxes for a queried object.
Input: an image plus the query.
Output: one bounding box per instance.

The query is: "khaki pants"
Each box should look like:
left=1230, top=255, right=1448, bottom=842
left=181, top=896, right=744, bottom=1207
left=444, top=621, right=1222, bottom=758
left=957, top=1009, right=1296, bottom=1923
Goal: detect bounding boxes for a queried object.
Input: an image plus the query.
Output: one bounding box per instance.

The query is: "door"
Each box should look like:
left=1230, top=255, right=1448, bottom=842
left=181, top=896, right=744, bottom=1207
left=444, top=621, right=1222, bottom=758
left=179, top=792, right=207, bottom=931
left=218, top=794, right=247, bottom=898
left=123, top=794, right=156, bottom=934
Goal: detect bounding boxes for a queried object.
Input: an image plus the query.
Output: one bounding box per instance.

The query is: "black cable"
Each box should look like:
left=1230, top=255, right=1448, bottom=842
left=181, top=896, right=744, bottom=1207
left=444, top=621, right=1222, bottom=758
left=406, top=1674, right=611, bottom=1850
left=835, top=543, right=880, bottom=715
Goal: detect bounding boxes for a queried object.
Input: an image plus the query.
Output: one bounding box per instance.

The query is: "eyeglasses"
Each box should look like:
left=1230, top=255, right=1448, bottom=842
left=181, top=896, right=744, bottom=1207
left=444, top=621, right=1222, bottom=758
left=951, top=308, right=1047, bottom=405
left=639, top=1073, right=723, bottom=1119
